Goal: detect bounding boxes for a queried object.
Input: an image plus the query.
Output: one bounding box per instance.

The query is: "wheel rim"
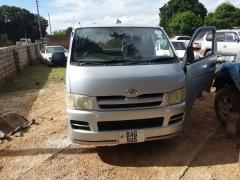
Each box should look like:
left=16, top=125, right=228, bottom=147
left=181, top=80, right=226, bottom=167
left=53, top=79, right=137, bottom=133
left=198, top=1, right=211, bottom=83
left=217, top=95, right=233, bottom=122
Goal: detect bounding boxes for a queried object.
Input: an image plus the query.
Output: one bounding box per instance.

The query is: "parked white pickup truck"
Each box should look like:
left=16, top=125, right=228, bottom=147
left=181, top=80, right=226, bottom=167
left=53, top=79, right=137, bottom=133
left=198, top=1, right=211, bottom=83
left=200, top=29, right=240, bottom=61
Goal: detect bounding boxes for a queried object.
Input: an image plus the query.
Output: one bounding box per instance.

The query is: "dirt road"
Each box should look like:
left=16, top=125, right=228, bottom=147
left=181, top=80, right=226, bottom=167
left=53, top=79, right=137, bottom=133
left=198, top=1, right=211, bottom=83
left=0, top=83, right=239, bottom=180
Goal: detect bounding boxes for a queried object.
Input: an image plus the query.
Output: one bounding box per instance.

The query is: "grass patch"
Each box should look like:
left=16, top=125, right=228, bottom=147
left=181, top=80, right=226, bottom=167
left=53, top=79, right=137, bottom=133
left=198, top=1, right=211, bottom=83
left=0, top=61, right=66, bottom=93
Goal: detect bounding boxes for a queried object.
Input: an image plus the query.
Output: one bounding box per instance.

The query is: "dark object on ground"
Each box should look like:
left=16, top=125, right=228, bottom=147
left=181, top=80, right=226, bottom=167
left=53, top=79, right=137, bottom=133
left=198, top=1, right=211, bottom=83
left=35, top=81, right=41, bottom=85
left=213, top=62, right=240, bottom=136
left=0, top=113, right=38, bottom=143
left=226, top=113, right=240, bottom=138
left=51, top=52, right=66, bottom=66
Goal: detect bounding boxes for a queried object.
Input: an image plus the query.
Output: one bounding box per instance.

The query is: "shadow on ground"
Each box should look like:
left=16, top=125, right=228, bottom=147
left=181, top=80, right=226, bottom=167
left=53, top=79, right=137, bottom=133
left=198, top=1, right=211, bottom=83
left=0, top=120, right=239, bottom=168
left=96, top=129, right=240, bottom=167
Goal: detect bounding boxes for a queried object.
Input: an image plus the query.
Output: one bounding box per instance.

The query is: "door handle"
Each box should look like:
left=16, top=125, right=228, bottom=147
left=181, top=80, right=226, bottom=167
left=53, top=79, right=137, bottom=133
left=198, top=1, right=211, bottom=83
left=223, top=45, right=227, bottom=48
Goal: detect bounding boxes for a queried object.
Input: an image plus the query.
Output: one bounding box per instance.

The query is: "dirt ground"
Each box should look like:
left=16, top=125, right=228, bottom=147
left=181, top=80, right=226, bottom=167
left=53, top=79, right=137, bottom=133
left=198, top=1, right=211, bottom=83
left=0, top=82, right=239, bottom=180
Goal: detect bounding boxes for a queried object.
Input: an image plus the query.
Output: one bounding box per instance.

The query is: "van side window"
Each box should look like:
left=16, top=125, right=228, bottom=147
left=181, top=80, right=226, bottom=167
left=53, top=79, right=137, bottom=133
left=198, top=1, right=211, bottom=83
left=216, top=33, right=224, bottom=42
left=206, top=32, right=224, bottom=42
left=206, top=33, right=212, bottom=41
left=178, top=36, right=191, bottom=40
left=224, top=32, right=238, bottom=42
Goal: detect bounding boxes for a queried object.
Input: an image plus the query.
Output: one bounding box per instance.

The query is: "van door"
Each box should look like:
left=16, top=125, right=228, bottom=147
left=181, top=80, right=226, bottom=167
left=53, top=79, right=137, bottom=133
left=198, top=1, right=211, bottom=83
left=216, top=32, right=224, bottom=55
left=184, top=27, right=217, bottom=108
left=221, top=32, right=239, bottom=56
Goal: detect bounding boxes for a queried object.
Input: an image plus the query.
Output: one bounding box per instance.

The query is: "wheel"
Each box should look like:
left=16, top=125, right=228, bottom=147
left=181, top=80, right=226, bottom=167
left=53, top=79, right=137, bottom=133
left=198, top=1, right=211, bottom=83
left=214, top=86, right=240, bottom=126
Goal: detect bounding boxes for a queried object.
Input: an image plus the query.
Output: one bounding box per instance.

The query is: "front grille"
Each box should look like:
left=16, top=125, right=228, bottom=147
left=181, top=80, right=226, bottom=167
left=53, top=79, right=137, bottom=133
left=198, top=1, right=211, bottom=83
left=98, top=117, right=164, bottom=131
left=71, top=120, right=90, bottom=131
left=169, top=113, right=184, bottom=125
left=97, top=93, right=164, bottom=110
left=99, top=101, right=161, bottom=109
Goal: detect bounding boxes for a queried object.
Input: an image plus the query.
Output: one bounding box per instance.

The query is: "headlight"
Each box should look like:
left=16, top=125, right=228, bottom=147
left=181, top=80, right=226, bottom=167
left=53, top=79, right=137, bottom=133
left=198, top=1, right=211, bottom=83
left=66, top=94, right=94, bottom=110
left=165, top=88, right=186, bottom=105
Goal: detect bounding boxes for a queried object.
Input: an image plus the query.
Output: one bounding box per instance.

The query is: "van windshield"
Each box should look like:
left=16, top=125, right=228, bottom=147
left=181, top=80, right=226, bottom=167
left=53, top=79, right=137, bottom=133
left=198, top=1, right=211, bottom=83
left=71, top=27, right=176, bottom=65
left=172, top=42, right=187, bottom=50
left=46, top=47, right=65, bottom=53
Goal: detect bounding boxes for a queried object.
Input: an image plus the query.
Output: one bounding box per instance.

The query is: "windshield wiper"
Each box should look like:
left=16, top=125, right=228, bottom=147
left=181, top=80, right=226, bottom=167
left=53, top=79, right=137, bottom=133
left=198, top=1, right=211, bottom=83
left=71, top=60, right=130, bottom=66
left=71, top=57, right=176, bottom=66
left=71, top=61, right=104, bottom=66
left=146, top=56, right=176, bottom=63
left=101, top=59, right=152, bottom=65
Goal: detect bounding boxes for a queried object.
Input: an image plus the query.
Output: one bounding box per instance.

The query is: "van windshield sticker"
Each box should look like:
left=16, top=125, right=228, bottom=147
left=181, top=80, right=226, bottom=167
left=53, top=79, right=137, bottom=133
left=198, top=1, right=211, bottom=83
left=154, top=30, right=172, bottom=57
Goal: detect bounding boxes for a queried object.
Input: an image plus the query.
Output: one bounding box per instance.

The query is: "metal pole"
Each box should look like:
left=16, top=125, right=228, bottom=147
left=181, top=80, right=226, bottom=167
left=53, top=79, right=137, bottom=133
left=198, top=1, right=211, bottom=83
left=36, top=0, right=43, bottom=39
left=48, top=13, right=52, bottom=35
left=20, top=13, right=26, bottom=38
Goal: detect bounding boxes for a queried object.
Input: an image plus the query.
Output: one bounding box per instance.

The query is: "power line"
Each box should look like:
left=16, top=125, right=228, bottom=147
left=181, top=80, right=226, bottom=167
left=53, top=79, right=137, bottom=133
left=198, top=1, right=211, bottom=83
left=48, top=13, right=52, bottom=35
left=36, top=0, right=43, bottom=39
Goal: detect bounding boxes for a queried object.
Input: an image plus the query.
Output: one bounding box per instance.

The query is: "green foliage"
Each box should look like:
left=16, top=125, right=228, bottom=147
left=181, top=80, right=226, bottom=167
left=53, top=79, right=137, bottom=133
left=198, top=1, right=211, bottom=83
left=169, top=11, right=203, bottom=36
left=159, top=0, right=207, bottom=32
left=205, top=3, right=240, bottom=29
left=0, top=5, right=48, bottom=42
left=0, top=33, right=12, bottom=47
left=53, top=27, right=73, bottom=36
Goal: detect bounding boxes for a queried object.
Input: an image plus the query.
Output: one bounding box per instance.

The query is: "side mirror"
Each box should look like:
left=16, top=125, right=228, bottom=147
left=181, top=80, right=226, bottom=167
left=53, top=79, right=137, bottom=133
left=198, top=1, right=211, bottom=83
left=233, top=36, right=239, bottom=43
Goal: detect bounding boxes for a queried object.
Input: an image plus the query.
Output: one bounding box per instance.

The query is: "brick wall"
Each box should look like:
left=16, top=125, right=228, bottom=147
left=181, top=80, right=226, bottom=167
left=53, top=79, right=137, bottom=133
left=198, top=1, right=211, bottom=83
left=46, top=35, right=70, bottom=49
left=0, top=43, right=42, bottom=84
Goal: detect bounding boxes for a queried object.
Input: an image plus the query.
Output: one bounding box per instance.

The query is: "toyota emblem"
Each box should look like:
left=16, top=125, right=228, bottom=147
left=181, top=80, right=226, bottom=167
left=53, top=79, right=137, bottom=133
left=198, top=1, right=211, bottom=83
left=125, top=88, right=139, bottom=97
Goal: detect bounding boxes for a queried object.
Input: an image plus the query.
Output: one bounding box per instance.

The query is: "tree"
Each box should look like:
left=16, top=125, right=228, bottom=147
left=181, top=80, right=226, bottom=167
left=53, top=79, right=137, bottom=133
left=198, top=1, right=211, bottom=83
left=205, top=3, right=240, bottom=29
left=168, top=11, right=203, bottom=36
left=0, top=33, right=11, bottom=47
left=159, top=0, right=207, bottom=31
left=0, top=5, right=48, bottom=42
left=53, top=27, right=73, bottom=36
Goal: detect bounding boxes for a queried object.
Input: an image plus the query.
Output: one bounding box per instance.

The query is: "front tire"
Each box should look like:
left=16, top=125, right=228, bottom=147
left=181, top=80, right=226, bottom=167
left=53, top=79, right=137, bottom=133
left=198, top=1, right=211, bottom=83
left=214, top=87, right=240, bottom=126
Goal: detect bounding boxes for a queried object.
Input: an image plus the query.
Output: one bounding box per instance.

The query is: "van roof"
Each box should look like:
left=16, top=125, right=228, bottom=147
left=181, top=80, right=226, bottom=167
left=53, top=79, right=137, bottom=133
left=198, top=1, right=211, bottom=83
left=217, top=29, right=240, bottom=32
left=76, top=24, right=162, bottom=29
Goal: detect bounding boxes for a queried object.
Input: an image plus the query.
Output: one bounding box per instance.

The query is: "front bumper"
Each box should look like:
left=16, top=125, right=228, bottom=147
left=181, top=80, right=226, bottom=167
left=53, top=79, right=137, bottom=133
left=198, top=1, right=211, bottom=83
left=67, top=102, right=185, bottom=145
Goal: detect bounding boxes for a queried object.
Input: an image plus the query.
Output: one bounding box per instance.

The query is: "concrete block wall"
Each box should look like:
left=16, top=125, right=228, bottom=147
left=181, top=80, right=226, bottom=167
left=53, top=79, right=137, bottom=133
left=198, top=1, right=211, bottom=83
left=0, top=47, right=16, bottom=84
left=17, top=46, right=29, bottom=70
left=0, top=43, right=42, bottom=84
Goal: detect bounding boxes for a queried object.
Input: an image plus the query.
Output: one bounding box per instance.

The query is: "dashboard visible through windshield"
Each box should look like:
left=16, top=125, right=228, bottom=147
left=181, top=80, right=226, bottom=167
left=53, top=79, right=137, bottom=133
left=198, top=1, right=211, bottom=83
left=71, top=27, right=177, bottom=65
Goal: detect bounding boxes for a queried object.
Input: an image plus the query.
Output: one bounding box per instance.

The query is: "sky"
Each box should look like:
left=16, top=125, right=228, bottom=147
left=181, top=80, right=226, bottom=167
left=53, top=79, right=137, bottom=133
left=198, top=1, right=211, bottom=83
left=0, top=0, right=240, bottom=33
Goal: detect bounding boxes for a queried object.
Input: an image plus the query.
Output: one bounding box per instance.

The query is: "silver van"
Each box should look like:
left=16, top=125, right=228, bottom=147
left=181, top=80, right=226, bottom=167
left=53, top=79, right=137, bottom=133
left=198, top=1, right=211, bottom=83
left=66, top=25, right=217, bottom=145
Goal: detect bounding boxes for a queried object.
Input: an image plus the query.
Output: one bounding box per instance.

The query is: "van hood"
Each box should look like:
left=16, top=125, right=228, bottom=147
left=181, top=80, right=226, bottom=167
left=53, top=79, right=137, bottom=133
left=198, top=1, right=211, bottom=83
left=67, top=63, right=185, bottom=96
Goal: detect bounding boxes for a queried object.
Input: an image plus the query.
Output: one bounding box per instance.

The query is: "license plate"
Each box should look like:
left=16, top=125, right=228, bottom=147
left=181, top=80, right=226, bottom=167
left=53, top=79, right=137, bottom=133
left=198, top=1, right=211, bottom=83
left=119, top=130, right=144, bottom=144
